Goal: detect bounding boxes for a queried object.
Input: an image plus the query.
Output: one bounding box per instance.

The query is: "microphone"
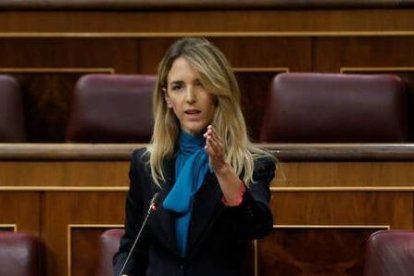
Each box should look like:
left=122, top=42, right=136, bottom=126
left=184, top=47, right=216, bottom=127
left=118, top=192, right=160, bottom=276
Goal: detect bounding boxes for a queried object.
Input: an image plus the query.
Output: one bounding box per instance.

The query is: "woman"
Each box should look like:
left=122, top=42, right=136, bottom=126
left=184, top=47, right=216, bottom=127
left=113, top=37, right=276, bottom=276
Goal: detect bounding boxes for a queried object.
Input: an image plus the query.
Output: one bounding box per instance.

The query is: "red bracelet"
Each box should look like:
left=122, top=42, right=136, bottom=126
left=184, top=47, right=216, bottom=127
left=221, top=183, right=246, bottom=207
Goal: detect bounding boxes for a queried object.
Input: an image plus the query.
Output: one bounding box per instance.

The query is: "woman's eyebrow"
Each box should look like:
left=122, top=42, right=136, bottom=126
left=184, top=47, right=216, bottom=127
left=169, top=80, right=184, bottom=86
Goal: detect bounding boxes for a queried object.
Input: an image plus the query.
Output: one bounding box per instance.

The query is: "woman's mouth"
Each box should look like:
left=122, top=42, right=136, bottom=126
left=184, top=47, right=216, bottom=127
left=184, top=109, right=202, bottom=120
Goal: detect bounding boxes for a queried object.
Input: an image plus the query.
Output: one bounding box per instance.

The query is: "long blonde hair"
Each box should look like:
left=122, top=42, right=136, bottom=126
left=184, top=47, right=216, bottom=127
left=146, top=37, right=272, bottom=187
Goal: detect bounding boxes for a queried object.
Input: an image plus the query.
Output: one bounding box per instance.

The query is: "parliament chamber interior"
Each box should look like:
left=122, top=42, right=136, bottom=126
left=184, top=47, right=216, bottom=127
left=1, top=0, right=414, bottom=275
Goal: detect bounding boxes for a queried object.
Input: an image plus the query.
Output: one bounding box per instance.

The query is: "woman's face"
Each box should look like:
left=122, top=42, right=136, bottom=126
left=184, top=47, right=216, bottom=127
left=165, top=57, right=216, bottom=135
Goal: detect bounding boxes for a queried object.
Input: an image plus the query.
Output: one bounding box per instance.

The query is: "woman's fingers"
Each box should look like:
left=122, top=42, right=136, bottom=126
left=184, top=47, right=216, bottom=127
left=205, top=126, right=223, bottom=155
left=204, top=126, right=228, bottom=172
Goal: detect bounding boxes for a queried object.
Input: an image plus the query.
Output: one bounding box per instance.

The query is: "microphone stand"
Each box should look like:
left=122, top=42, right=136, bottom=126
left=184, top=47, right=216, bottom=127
left=118, top=193, right=160, bottom=276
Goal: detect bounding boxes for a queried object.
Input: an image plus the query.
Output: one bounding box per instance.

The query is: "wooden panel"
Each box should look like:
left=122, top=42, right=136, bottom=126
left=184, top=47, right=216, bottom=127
left=71, top=228, right=102, bottom=276
left=0, top=0, right=409, bottom=10
left=0, top=146, right=412, bottom=275
left=1, top=10, right=414, bottom=33
left=138, top=37, right=177, bottom=74
left=3, top=154, right=414, bottom=188
left=340, top=37, right=414, bottom=68
left=0, top=192, right=40, bottom=234
left=0, top=38, right=137, bottom=71
left=257, top=227, right=384, bottom=275
left=2, top=143, right=414, bottom=161
left=313, top=37, right=414, bottom=72
left=42, top=192, right=125, bottom=275
left=274, top=162, right=414, bottom=187
left=138, top=37, right=312, bottom=72
left=211, top=37, right=312, bottom=70
left=271, top=191, right=413, bottom=228
left=0, top=161, right=129, bottom=186
left=70, top=226, right=122, bottom=276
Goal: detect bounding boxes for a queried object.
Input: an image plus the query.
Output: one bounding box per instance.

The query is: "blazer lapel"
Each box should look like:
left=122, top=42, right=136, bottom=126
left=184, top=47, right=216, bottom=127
left=186, top=172, right=223, bottom=258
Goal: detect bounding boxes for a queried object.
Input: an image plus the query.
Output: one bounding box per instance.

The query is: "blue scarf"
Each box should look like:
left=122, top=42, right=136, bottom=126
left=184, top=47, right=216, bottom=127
left=163, top=131, right=210, bottom=257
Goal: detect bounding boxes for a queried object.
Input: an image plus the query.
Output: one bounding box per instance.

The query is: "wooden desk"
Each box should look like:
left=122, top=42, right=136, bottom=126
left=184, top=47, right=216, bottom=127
left=0, top=143, right=413, bottom=275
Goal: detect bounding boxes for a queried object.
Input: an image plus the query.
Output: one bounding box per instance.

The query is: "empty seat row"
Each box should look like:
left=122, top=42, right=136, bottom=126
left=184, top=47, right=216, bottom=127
left=1, top=223, right=412, bottom=275
left=97, top=228, right=414, bottom=276
left=0, top=73, right=410, bottom=143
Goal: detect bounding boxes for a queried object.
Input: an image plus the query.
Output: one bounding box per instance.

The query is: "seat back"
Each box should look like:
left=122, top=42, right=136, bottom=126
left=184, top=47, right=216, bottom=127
left=0, top=232, right=42, bottom=276
left=66, top=74, right=155, bottom=142
left=0, top=75, right=25, bottom=142
left=260, top=73, right=409, bottom=142
left=364, top=230, right=414, bottom=276
left=95, top=229, right=124, bottom=276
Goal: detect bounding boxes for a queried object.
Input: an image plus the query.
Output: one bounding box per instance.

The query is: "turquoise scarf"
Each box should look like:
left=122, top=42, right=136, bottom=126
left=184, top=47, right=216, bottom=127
left=163, top=131, right=210, bottom=257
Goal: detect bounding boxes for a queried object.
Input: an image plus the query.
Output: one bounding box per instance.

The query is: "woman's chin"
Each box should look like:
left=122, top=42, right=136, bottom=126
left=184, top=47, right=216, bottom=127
left=181, top=124, right=208, bottom=135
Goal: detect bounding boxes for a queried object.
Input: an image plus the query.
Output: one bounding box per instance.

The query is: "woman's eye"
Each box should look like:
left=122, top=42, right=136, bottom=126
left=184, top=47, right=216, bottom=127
left=195, top=81, right=204, bottom=88
left=171, top=85, right=182, bottom=91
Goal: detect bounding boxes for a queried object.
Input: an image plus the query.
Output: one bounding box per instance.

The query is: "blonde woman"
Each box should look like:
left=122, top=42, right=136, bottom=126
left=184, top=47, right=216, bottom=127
left=114, top=37, right=276, bottom=276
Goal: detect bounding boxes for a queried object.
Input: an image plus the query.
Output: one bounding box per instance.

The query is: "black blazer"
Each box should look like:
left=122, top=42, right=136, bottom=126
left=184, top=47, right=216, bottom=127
left=113, top=148, right=275, bottom=276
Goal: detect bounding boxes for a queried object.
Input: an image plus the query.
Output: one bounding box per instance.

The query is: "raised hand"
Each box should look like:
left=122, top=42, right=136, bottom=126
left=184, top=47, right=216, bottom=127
left=203, top=125, right=226, bottom=173
left=204, top=125, right=244, bottom=205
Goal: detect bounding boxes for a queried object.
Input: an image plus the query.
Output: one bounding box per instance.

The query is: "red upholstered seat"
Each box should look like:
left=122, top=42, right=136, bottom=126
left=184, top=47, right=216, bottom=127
left=95, top=229, right=124, bottom=276
left=66, top=74, right=155, bottom=142
left=0, top=75, right=25, bottom=142
left=0, top=232, right=42, bottom=276
left=260, top=73, right=409, bottom=142
left=364, top=230, right=414, bottom=276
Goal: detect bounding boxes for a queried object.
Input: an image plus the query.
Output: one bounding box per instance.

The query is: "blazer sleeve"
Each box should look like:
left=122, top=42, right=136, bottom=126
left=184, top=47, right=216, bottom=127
left=223, top=156, right=276, bottom=240
left=113, top=149, right=149, bottom=276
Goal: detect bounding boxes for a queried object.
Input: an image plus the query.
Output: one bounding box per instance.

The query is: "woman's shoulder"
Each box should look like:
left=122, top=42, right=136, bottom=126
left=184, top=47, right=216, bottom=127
left=130, top=147, right=150, bottom=167
left=129, top=148, right=153, bottom=185
left=254, top=154, right=276, bottom=169
left=253, top=155, right=276, bottom=184
left=131, top=147, right=147, bottom=157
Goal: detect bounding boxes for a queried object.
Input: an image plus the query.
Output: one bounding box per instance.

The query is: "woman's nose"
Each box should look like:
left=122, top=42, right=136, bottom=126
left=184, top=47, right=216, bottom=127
left=185, top=87, right=196, bottom=103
